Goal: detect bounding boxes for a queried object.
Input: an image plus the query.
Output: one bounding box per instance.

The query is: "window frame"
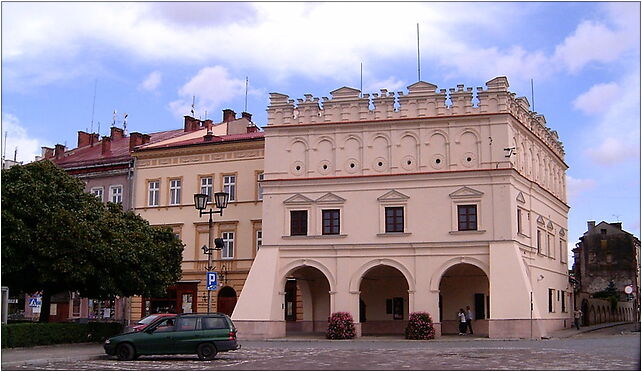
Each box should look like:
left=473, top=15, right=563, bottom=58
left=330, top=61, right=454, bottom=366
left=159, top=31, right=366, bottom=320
left=256, top=229, right=262, bottom=251
left=548, top=288, right=555, bottom=313
left=560, top=239, right=567, bottom=264
left=109, top=185, right=123, bottom=204
left=147, top=179, right=160, bottom=207
left=169, top=178, right=182, bottom=206
left=384, top=206, right=405, bottom=233
left=457, top=204, right=478, bottom=231
left=90, top=187, right=104, bottom=202
left=256, top=171, right=264, bottom=201
left=222, top=173, right=237, bottom=202
left=290, top=210, right=308, bottom=236
left=321, top=209, right=340, bottom=235
left=221, top=231, right=234, bottom=259
left=536, top=229, right=543, bottom=255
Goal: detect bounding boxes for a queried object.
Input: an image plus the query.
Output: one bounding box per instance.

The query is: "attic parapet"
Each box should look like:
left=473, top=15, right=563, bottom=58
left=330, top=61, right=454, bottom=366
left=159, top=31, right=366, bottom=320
left=266, top=76, right=564, bottom=157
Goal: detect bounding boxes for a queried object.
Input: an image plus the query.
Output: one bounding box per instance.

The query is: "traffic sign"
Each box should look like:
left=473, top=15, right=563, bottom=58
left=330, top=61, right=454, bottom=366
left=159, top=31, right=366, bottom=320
left=28, top=297, right=41, bottom=307
left=206, top=272, right=218, bottom=291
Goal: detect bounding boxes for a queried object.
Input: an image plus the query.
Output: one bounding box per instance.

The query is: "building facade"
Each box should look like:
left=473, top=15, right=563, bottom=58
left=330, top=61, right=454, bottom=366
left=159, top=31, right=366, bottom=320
left=130, top=110, right=264, bottom=321
left=233, top=77, right=573, bottom=339
left=572, top=220, right=640, bottom=325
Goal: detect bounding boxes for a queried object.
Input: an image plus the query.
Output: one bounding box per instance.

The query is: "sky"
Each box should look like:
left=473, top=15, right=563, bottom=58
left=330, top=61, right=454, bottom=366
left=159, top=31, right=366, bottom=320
left=2, top=2, right=640, bottom=265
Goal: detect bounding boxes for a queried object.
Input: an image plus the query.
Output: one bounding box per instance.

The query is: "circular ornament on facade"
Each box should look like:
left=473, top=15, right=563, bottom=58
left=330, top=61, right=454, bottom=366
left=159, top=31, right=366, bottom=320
left=401, top=155, right=416, bottom=171
left=318, top=160, right=333, bottom=175
left=344, top=158, right=360, bottom=174
left=291, top=161, right=305, bottom=176
left=431, top=154, right=445, bottom=170
left=462, top=152, right=476, bottom=168
left=373, top=157, right=388, bottom=172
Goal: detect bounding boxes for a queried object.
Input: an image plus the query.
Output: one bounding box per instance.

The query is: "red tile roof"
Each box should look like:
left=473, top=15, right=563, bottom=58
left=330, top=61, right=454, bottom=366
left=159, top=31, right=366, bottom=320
left=135, top=130, right=265, bottom=152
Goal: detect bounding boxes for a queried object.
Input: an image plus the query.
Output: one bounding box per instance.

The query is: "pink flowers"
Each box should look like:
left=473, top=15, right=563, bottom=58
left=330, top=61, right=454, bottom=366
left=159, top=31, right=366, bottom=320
left=326, top=312, right=356, bottom=339
left=405, top=312, right=435, bottom=340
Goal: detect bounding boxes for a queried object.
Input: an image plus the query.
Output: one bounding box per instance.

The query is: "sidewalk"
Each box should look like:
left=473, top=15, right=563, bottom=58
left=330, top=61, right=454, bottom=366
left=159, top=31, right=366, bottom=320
left=1, top=322, right=636, bottom=367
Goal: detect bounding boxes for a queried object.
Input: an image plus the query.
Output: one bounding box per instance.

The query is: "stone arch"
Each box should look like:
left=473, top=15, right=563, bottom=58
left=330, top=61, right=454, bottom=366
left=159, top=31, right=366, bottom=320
left=430, top=256, right=490, bottom=291
left=454, top=128, right=482, bottom=144
left=349, top=258, right=415, bottom=293
left=426, top=129, right=449, bottom=145
left=287, top=137, right=310, bottom=152
left=280, top=259, right=336, bottom=293
left=314, top=135, right=336, bottom=150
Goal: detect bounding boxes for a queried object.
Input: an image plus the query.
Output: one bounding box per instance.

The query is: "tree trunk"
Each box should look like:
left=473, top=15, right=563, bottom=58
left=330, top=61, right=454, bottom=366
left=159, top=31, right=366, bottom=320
left=38, top=290, right=52, bottom=323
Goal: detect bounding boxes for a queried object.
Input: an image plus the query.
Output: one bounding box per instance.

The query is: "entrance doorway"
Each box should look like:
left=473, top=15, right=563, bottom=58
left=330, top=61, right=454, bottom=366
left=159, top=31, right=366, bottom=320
left=284, top=266, right=331, bottom=335
left=142, top=282, right=198, bottom=317
left=359, top=265, right=409, bottom=335
left=217, top=286, right=237, bottom=316
left=438, top=263, right=489, bottom=336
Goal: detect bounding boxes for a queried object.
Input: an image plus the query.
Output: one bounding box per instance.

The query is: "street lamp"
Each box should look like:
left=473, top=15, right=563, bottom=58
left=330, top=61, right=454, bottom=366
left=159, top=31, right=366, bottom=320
left=194, top=191, right=229, bottom=313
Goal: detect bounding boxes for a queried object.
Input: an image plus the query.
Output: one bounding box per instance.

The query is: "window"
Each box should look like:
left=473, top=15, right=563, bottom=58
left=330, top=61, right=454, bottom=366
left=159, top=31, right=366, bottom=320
left=561, top=291, right=567, bottom=312
left=290, top=210, right=308, bottom=236
left=148, top=180, right=160, bottom=206
left=257, top=172, right=264, bottom=200
left=256, top=230, right=262, bottom=251
left=222, top=232, right=234, bottom=259
left=457, top=205, right=477, bottom=231
left=176, top=317, right=197, bottom=331
left=322, top=209, right=340, bottom=235
left=169, top=179, right=181, bottom=205
left=560, top=240, right=567, bottom=263
left=517, top=209, right=522, bottom=234
left=537, top=230, right=542, bottom=254
left=201, top=317, right=228, bottom=330
left=110, top=185, right=123, bottom=204
left=223, top=175, right=236, bottom=201
left=385, top=207, right=404, bottom=233
left=547, top=234, right=552, bottom=257
left=90, top=187, right=104, bottom=202
left=72, top=292, right=81, bottom=317
left=548, top=288, right=555, bottom=312
left=200, top=177, right=213, bottom=203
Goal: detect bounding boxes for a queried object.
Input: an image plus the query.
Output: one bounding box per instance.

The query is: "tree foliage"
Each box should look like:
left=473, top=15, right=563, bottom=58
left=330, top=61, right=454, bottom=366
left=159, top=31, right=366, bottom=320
left=2, top=160, right=184, bottom=321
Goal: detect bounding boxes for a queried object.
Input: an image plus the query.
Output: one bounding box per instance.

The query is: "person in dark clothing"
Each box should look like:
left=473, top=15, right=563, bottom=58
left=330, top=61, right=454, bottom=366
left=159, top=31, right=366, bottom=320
left=465, top=305, right=474, bottom=335
left=457, top=308, right=467, bottom=335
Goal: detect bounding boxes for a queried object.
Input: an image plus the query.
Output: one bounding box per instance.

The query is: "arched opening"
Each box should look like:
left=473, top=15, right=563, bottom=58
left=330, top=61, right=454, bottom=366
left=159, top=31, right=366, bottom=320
left=216, top=286, right=237, bottom=316
left=284, top=266, right=331, bottom=335
left=359, top=265, right=409, bottom=335
left=438, top=263, right=489, bottom=336
left=581, top=299, right=589, bottom=326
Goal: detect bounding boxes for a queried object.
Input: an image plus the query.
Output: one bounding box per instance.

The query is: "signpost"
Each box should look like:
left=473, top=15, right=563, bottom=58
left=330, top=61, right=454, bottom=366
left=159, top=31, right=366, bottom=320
left=28, top=296, right=42, bottom=314
left=207, top=272, right=218, bottom=291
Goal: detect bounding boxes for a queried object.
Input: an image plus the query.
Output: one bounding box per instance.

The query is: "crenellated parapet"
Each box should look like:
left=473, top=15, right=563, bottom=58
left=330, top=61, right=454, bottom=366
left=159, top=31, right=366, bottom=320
left=266, top=76, right=564, bottom=158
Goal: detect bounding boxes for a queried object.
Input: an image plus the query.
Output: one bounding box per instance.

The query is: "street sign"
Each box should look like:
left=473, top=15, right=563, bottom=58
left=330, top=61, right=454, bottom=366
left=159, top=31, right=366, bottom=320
left=206, top=272, right=218, bottom=291
left=28, top=296, right=42, bottom=313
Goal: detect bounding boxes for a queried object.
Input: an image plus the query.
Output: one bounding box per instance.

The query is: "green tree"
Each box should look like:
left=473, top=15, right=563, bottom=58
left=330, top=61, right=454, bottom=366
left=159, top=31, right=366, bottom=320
left=2, top=160, right=184, bottom=322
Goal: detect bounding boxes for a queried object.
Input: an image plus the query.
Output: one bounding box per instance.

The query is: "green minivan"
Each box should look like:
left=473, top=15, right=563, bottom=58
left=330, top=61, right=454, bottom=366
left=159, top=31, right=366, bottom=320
left=104, top=313, right=240, bottom=360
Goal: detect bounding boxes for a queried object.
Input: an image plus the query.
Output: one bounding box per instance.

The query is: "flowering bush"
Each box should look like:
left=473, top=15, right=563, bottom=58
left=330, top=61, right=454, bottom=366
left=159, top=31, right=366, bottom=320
left=326, top=312, right=356, bottom=339
left=404, top=312, right=435, bottom=340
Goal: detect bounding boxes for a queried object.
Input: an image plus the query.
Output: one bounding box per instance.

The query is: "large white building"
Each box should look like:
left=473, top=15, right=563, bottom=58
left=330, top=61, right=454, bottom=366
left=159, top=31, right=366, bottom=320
left=233, top=77, right=573, bottom=339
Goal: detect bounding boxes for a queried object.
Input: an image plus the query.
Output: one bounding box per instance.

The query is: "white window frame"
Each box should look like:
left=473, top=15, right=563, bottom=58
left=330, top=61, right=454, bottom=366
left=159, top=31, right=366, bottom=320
left=223, top=175, right=236, bottom=201
left=110, top=185, right=123, bottom=204
left=256, top=230, right=262, bottom=251
left=148, top=180, right=160, bottom=207
left=536, top=229, right=543, bottom=255
left=200, top=177, right=213, bottom=203
left=222, top=231, right=234, bottom=259
left=169, top=179, right=181, bottom=205
left=257, top=172, right=264, bottom=201
left=90, top=187, right=104, bottom=202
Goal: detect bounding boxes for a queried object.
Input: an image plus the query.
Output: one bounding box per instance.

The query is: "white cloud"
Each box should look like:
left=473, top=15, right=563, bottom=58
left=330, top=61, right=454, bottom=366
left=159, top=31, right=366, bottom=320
left=566, top=175, right=596, bottom=200
left=139, top=71, right=162, bottom=92
left=168, top=66, right=249, bottom=118
left=1, top=113, right=45, bottom=163
left=364, top=77, right=406, bottom=94
left=572, top=82, right=619, bottom=115
left=586, top=137, right=638, bottom=166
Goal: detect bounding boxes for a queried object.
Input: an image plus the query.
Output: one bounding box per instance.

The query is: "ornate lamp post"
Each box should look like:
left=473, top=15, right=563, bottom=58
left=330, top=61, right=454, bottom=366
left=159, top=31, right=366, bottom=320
left=194, top=191, right=229, bottom=313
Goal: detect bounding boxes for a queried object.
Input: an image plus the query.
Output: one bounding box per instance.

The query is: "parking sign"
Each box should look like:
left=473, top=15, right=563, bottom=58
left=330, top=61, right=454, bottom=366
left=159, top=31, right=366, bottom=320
left=206, top=272, right=217, bottom=291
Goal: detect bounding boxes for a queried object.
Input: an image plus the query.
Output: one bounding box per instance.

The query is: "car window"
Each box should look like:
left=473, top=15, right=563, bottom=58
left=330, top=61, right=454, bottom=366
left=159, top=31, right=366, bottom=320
left=176, top=317, right=198, bottom=331
left=138, top=315, right=159, bottom=325
left=201, top=317, right=228, bottom=330
left=153, top=317, right=176, bottom=333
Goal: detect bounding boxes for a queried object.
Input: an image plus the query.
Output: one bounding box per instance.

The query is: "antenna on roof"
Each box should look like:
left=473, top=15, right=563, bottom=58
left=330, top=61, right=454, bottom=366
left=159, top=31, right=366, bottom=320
left=531, top=78, right=535, bottom=112
left=244, top=76, right=249, bottom=112
left=123, top=113, right=128, bottom=134
left=13, top=147, right=17, bottom=162
left=112, top=110, right=117, bottom=127
left=191, top=96, right=196, bottom=117
left=360, top=62, right=363, bottom=97
left=417, top=23, right=421, bottom=82
left=97, top=122, right=101, bottom=137
left=90, top=79, right=97, bottom=133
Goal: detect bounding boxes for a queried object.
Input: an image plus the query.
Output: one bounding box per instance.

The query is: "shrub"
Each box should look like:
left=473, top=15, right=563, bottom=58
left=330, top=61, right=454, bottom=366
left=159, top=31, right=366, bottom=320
left=405, top=312, right=435, bottom=340
left=1, top=322, right=124, bottom=348
left=326, top=312, right=356, bottom=339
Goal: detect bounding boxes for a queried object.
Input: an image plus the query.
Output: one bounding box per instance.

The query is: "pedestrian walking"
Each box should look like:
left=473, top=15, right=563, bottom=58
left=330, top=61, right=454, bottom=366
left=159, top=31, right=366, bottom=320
left=457, top=308, right=467, bottom=335
left=573, top=308, right=582, bottom=330
left=465, top=305, right=474, bottom=335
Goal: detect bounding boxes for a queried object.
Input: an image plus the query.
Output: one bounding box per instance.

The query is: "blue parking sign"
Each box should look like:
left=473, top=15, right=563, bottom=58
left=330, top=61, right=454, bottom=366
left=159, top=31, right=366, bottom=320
left=206, top=272, right=217, bottom=290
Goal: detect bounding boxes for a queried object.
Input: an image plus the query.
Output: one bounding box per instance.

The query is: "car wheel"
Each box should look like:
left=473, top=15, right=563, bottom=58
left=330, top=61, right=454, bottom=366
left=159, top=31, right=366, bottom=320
left=197, top=342, right=218, bottom=360
left=116, top=343, right=136, bottom=361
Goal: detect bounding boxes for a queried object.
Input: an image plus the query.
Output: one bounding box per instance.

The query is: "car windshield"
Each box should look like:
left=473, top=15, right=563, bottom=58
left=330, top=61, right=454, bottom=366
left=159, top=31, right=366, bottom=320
left=138, top=315, right=160, bottom=325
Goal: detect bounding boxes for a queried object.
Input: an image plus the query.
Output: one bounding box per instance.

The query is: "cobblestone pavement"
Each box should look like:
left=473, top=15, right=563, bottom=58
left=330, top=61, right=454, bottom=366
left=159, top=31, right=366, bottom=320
left=4, top=325, right=640, bottom=370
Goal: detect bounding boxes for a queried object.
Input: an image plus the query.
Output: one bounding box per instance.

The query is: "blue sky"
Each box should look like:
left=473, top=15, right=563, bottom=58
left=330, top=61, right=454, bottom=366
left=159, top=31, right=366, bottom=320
left=2, top=2, right=640, bottom=264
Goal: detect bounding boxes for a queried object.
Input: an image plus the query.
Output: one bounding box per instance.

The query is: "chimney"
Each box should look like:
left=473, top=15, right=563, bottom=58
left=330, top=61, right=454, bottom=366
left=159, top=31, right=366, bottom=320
left=587, top=221, right=596, bottom=231
left=129, top=132, right=144, bottom=150
left=41, top=146, right=54, bottom=159
left=142, top=134, right=151, bottom=145
left=241, top=112, right=252, bottom=121
left=101, top=136, right=112, bottom=154
left=54, top=144, right=65, bottom=160
left=77, top=131, right=92, bottom=147
left=184, top=116, right=200, bottom=132
left=247, top=124, right=259, bottom=133
left=91, top=133, right=99, bottom=146
left=222, top=109, right=236, bottom=123
left=110, top=126, right=125, bottom=140
left=610, top=222, right=623, bottom=230
left=204, top=120, right=214, bottom=141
